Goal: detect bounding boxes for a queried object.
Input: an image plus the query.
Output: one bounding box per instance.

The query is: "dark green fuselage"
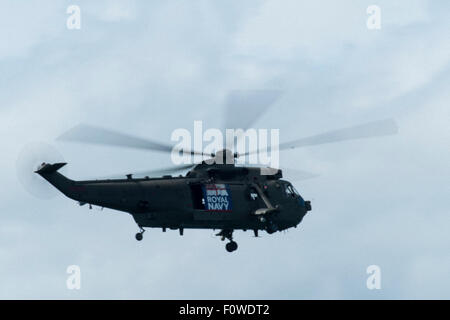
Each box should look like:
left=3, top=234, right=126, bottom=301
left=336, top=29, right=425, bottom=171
left=37, top=162, right=311, bottom=233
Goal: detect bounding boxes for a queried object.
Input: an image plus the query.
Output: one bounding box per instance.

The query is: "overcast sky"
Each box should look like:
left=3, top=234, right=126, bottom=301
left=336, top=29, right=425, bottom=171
left=1, top=0, right=449, bottom=299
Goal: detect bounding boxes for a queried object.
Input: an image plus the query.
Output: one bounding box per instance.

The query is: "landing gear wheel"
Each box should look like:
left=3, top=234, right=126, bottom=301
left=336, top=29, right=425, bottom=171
left=225, top=241, right=238, bottom=252
left=135, top=226, right=145, bottom=241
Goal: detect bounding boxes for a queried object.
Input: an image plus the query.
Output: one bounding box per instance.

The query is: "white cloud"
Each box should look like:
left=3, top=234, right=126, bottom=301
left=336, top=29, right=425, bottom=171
left=0, top=1, right=65, bottom=59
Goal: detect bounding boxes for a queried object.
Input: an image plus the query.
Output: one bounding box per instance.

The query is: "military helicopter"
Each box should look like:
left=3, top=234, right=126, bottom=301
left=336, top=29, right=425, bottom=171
left=27, top=91, right=398, bottom=252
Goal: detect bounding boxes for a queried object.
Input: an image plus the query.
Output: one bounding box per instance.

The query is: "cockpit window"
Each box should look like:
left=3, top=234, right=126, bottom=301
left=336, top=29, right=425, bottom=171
left=284, top=184, right=299, bottom=197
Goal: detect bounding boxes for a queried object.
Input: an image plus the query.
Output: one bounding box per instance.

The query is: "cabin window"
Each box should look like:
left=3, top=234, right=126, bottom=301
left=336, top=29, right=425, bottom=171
left=248, top=187, right=259, bottom=200
left=190, top=184, right=205, bottom=209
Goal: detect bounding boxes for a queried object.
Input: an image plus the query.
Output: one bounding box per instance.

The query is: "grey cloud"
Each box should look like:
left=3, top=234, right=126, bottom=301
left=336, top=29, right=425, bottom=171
left=0, top=0, right=449, bottom=299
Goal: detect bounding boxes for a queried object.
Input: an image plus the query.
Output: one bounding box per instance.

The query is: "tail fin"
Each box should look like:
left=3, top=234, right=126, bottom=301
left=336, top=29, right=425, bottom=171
left=35, top=162, right=67, bottom=174
left=35, top=162, right=74, bottom=198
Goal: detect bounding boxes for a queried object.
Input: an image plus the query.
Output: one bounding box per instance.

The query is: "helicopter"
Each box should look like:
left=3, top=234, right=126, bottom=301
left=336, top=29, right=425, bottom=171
left=35, top=147, right=310, bottom=252
left=27, top=91, right=398, bottom=252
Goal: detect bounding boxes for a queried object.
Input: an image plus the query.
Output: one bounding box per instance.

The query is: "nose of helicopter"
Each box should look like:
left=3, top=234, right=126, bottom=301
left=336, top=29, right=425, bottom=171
left=298, top=196, right=312, bottom=212
left=304, top=200, right=311, bottom=212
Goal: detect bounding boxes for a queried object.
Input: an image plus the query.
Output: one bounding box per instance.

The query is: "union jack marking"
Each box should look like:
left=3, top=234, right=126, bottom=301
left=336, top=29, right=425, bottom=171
left=205, top=184, right=228, bottom=196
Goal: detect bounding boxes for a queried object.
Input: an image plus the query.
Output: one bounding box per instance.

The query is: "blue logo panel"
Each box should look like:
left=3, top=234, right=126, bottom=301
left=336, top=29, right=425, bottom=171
left=202, top=184, right=232, bottom=212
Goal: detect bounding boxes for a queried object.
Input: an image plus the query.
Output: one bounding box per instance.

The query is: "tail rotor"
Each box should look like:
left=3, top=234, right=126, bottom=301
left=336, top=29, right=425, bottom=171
left=16, top=142, right=67, bottom=199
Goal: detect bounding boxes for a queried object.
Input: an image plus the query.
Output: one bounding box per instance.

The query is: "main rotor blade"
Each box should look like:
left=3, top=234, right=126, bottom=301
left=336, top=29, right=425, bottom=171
left=96, top=164, right=196, bottom=180
left=245, top=118, right=398, bottom=155
left=282, top=168, right=319, bottom=181
left=223, top=90, right=282, bottom=149
left=57, top=124, right=207, bottom=156
left=224, top=90, right=282, bottom=131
